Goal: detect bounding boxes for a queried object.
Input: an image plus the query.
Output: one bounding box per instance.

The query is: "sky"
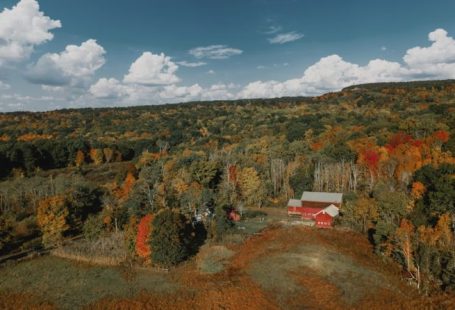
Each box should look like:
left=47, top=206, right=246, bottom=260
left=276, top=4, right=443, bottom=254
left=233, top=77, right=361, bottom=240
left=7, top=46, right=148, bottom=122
left=1, top=0, right=455, bottom=112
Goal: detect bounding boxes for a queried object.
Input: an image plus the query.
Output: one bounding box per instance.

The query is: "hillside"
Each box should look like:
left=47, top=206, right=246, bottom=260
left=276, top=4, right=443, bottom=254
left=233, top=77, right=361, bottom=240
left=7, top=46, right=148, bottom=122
left=0, top=80, right=455, bottom=308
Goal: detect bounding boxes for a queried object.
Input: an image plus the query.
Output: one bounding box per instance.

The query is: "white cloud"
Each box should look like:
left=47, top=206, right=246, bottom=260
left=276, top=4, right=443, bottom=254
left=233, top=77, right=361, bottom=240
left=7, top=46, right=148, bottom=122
left=239, top=56, right=407, bottom=98
left=176, top=61, right=206, bottom=67
left=123, top=52, right=179, bottom=85
left=240, top=28, right=455, bottom=99
left=264, top=25, right=282, bottom=34
left=189, top=45, right=243, bottom=59
left=0, top=81, right=10, bottom=90
left=89, top=78, right=127, bottom=99
left=201, top=83, right=236, bottom=101
left=26, top=39, right=106, bottom=86
left=268, top=31, right=304, bottom=44
left=207, top=69, right=215, bottom=75
left=403, top=28, right=455, bottom=78
left=0, top=0, right=61, bottom=64
left=11, top=27, right=455, bottom=112
left=159, top=84, right=202, bottom=100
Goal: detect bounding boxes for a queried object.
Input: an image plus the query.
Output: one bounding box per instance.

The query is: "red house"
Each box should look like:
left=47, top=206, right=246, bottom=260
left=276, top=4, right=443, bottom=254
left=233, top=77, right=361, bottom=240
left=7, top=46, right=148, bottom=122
left=287, top=191, right=342, bottom=227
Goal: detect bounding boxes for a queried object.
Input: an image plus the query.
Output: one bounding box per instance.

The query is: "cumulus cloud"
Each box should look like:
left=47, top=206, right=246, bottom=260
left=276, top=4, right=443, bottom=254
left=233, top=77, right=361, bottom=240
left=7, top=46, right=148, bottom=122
left=403, top=28, right=455, bottom=78
left=159, top=84, right=202, bottom=100
left=26, top=39, right=106, bottom=86
left=89, top=78, right=127, bottom=99
left=123, top=52, right=179, bottom=85
left=0, top=0, right=61, bottom=64
left=18, top=27, right=455, bottom=111
left=268, top=31, right=304, bottom=44
left=201, top=83, right=236, bottom=101
left=176, top=61, right=206, bottom=67
left=189, top=45, right=243, bottom=59
left=240, top=28, right=455, bottom=99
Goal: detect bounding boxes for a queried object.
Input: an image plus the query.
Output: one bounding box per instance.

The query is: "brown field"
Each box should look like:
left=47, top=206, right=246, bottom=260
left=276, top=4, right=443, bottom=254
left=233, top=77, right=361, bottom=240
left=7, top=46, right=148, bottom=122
left=2, top=219, right=455, bottom=309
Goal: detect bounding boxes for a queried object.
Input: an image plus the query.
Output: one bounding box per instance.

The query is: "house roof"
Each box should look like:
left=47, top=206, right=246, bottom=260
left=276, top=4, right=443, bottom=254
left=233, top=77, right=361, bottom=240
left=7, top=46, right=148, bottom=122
left=287, top=199, right=302, bottom=207
left=314, top=204, right=340, bottom=218
left=301, top=191, right=343, bottom=204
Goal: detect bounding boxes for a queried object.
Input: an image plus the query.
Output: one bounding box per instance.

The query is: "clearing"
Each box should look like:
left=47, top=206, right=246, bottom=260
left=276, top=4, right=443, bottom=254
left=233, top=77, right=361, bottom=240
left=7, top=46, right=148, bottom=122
left=1, top=210, right=455, bottom=309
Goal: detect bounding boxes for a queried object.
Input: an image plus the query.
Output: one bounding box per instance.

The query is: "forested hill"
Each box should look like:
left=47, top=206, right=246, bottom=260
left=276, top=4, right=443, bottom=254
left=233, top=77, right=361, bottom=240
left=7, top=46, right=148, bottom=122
left=1, top=79, right=454, bottom=177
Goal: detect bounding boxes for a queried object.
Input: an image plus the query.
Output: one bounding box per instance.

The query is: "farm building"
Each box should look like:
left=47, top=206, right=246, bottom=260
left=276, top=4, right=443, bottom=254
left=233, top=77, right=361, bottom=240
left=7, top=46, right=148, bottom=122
left=287, top=191, right=342, bottom=228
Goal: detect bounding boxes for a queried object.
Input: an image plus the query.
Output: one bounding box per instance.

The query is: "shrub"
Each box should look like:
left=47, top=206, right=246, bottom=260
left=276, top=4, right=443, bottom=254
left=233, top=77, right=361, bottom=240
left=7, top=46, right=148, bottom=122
left=83, top=214, right=104, bottom=241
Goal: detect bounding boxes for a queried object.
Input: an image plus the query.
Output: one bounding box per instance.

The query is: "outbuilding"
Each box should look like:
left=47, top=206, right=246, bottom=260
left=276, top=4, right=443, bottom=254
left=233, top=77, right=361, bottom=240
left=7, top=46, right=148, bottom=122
left=287, top=191, right=342, bottom=227
left=313, top=204, right=339, bottom=228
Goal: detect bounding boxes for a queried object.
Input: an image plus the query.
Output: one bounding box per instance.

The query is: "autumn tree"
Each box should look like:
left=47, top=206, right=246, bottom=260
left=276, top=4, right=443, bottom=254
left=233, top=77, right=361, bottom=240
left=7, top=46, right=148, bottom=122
left=395, top=219, right=416, bottom=273
left=103, top=147, right=114, bottom=163
left=136, top=214, right=154, bottom=259
left=75, top=150, right=85, bottom=167
left=89, top=148, right=104, bottom=165
left=37, top=195, right=69, bottom=246
left=354, top=196, right=379, bottom=233
left=238, top=167, right=263, bottom=207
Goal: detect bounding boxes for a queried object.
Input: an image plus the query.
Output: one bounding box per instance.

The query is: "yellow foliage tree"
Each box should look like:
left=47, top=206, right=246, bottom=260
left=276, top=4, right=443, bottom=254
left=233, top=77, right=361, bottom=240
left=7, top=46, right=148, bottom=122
left=75, top=150, right=85, bottom=167
left=89, top=148, right=104, bottom=165
left=103, top=148, right=114, bottom=163
left=239, top=167, right=262, bottom=207
left=37, top=196, right=69, bottom=246
left=354, top=197, right=379, bottom=233
left=395, top=219, right=415, bottom=273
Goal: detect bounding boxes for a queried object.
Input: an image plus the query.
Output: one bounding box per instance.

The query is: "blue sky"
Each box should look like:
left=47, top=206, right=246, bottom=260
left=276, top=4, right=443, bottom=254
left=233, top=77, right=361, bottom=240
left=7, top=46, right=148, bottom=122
left=1, top=0, right=455, bottom=111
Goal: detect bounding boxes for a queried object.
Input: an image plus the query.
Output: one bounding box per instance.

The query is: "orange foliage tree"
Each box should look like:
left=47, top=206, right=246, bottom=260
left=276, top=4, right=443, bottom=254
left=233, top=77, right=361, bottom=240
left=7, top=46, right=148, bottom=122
left=122, top=172, right=136, bottom=198
left=411, top=181, right=426, bottom=200
left=136, top=214, right=154, bottom=259
left=89, top=148, right=104, bottom=165
left=75, top=150, right=85, bottom=167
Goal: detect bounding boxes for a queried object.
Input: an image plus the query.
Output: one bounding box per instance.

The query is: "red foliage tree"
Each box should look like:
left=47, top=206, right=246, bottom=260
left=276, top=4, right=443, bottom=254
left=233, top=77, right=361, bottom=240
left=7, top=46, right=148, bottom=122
left=386, top=132, right=413, bottom=152
left=433, top=130, right=449, bottom=143
left=228, top=164, right=237, bottom=185
left=136, top=214, right=154, bottom=259
left=362, top=149, right=380, bottom=172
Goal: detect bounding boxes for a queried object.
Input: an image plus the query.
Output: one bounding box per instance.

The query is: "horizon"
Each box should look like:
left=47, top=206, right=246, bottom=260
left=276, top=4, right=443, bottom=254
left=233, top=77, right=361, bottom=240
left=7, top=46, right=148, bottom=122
left=1, top=0, right=455, bottom=112
left=1, top=78, right=454, bottom=114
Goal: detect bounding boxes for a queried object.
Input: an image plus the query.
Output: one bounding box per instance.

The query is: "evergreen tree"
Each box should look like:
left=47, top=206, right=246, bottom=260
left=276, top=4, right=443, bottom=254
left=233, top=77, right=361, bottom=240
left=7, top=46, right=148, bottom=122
left=150, top=209, right=191, bottom=267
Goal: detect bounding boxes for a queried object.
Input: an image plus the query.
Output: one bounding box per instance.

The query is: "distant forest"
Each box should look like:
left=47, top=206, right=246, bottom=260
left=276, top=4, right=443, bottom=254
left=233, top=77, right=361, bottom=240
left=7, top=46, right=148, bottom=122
left=1, top=79, right=454, bottom=292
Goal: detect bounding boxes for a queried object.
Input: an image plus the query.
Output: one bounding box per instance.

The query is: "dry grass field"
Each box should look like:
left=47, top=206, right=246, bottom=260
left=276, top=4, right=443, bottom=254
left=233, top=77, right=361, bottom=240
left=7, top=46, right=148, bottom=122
left=1, top=210, right=455, bottom=309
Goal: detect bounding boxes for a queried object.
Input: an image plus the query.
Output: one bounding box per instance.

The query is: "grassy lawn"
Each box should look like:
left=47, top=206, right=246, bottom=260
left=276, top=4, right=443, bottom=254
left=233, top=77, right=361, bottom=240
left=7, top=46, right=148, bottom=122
left=0, top=256, right=178, bottom=309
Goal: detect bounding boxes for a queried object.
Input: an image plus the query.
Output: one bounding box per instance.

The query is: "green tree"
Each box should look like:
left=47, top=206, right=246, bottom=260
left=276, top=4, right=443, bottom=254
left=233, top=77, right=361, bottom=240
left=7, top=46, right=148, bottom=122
left=150, top=209, right=191, bottom=267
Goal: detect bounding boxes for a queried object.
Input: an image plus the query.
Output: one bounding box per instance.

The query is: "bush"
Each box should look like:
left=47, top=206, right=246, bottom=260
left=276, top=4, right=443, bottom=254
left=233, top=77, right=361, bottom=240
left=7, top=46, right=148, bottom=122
left=83, top=215, right=104, bottom=241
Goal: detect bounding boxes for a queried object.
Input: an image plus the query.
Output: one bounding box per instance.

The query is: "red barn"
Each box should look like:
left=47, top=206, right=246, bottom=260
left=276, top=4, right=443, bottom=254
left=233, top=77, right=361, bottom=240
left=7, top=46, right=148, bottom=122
left=314, top=204, right=339, bottom=228
left=287, top=191, right=342, bottom=227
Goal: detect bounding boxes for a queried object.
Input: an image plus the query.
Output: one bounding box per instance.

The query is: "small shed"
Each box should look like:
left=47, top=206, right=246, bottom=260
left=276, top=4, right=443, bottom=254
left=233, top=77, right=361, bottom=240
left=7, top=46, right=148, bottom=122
left=287, top=199, right=303, bottom=216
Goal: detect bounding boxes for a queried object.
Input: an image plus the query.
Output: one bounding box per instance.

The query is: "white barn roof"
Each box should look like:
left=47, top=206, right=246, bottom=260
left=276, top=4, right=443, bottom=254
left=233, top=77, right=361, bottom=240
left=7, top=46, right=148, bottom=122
left=287, top=199, right=302, bottom=207
left=314, top=204, right=340, bottom=218
left=301, top=191, right=343, bottom=204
